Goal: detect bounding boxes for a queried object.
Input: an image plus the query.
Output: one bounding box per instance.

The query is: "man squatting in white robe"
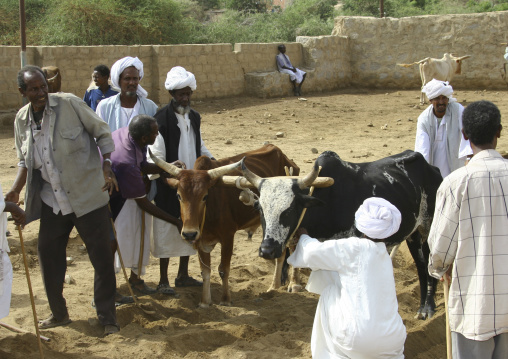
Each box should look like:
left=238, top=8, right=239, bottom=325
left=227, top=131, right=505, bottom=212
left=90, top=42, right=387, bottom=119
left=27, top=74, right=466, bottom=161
left=414, top=79, right=472, bottom=178
left=148, top=66, right=214, bottom=294
left=96, top=56, right=159, bottom=299
left=0, top=184, right=25, bottom=320
left=288, top=197, right=407, bottom=359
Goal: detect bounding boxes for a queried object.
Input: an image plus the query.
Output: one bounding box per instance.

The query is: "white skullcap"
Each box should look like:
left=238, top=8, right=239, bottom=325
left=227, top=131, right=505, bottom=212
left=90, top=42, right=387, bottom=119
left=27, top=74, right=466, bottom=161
left=165, top=66, right=197, bottom=91
left=422, top=79, right=456, bottom=102
left=110, top=56, right=148, bottom=98
left=354, top=197, right=402, bottom=240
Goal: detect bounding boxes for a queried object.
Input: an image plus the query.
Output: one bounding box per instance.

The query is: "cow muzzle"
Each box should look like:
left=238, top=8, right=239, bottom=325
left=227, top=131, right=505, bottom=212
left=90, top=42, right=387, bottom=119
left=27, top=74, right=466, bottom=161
left=258, top=237, right=283, bottom=260
left=182, top=230, right=199, bottom=245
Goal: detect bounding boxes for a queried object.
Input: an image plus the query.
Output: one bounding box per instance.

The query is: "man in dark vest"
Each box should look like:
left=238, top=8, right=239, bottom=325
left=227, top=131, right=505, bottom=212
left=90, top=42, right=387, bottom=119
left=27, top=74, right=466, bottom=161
left=148, top=66, right=214, bottom=295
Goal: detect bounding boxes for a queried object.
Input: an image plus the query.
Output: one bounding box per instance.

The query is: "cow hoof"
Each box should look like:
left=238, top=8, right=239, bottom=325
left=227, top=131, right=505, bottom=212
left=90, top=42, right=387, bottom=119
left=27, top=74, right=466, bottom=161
left=219, top=301, right=232, bottom=306
left=414, top=306, right=435, bottom=320
left=199, top=302, right=211, bottom=309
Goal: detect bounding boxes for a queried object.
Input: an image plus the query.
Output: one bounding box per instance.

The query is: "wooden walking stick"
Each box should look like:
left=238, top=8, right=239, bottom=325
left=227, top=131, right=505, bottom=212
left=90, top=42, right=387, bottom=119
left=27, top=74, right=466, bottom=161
left=138, top=210, right=145, bottom=277
left=443, top=275, right=452, bottom=359
left=17, top=226, right=45, bottom=358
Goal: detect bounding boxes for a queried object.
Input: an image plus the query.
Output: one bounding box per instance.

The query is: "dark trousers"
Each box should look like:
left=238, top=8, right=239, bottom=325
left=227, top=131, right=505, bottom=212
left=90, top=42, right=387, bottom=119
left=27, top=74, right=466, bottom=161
left=38, top=202, right=117, bottom=326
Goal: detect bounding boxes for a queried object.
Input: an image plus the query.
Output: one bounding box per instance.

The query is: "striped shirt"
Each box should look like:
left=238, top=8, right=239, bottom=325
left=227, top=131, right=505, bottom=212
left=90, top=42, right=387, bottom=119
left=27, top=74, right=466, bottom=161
left=428, top=149, right=508, bottom=341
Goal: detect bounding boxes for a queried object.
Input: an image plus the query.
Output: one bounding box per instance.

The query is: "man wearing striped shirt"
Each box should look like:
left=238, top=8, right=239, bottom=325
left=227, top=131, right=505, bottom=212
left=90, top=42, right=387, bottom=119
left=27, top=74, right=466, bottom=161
left=428, top=100, right=508, bottom=358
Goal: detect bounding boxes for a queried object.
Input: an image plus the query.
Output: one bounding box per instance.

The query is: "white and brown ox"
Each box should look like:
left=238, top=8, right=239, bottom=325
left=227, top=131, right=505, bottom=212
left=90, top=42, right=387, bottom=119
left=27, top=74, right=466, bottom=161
left=241, top=150, right=443, bottom=319
left=150, top=144, right=302, bottom=307
left=42, top=66, right=62, bottom=93
left=398, top=53, right=470, bottom=104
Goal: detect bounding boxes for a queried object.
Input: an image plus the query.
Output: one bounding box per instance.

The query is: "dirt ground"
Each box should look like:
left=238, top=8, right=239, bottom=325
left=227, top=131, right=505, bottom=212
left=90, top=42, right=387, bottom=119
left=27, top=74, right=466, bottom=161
left=1, top=88, right=507, bottom=358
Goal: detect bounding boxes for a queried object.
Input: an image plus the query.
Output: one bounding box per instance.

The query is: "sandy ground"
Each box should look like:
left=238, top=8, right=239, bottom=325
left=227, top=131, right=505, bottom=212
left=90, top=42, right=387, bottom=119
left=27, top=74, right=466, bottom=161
left=1, top=88, right=508, bottom=359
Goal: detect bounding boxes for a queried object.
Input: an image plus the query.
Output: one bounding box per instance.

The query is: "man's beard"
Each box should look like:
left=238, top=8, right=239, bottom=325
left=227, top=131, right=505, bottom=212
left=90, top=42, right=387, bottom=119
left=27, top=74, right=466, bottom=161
left=172, top=99, right=190, bottom=115
left=125, top=91, right=137, bottom=97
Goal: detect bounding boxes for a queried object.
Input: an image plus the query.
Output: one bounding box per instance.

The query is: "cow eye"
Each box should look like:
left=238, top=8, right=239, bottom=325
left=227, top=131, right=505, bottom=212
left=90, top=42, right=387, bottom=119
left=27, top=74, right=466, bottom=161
left=253, top=200, right=260, bottom=210
left=203, top=195, right=208, bottom=202
left=176, top=193, right=182, bottom=201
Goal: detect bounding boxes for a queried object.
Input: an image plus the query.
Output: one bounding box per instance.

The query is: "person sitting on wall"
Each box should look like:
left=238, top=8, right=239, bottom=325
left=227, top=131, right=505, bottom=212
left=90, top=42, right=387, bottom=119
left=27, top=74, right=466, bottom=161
left=276, top=44, right=307, bottom=96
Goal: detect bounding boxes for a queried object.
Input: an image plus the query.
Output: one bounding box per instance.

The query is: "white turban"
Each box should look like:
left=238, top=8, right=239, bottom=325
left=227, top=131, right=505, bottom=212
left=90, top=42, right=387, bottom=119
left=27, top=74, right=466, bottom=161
left=110, top=56, right=148, bottom=98
left=422, top=79, right=456, bottom=102
left=354, top=197, right=402, bottom=240
left=165, top=66, right=197, bottom=91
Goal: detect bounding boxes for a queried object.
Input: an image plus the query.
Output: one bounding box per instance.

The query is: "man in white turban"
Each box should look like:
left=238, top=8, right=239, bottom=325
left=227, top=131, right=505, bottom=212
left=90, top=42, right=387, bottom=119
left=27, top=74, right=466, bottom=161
left=96, top=56, right=158, bottom=132
left=95, top=56, right=159, bottom=301
left=415, top=78, right=472, bottom=178
left=288, top=197, right=407, bottom=359
left=147, top=66, right=214, bottom=294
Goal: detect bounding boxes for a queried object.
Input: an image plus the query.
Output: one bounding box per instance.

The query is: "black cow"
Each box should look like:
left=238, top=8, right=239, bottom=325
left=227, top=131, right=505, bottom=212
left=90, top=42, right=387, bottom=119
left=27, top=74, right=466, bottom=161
left=241, top=150, right=443, bottom=319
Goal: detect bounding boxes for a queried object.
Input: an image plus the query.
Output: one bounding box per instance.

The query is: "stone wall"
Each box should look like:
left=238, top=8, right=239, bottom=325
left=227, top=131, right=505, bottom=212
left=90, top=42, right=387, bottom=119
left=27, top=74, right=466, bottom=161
left=0, top=36, right=348, bottom=112
left=332, top=11, right=508, bottom=90
left=1, top=11, right=508, bottom=113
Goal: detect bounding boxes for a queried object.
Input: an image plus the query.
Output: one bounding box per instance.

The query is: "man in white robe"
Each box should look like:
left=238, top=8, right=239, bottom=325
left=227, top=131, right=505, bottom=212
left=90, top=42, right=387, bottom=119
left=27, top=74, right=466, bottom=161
left=0, top=184, right=25, bottom=320
left=288, top=197, right=406, bottom=359
left=414, top=79, right=472, bottom=178
left=276, top=44, right=307, bottom=96
left=148, top=66, right=214, bottom=294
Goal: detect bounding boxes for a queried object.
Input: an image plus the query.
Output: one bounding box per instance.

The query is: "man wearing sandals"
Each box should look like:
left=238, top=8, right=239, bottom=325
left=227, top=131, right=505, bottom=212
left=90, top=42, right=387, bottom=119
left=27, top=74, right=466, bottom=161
left=7, top=66, right=119, bottom=336
left=148, top=66, right=214, bottom=294
left=109, top=115, right=184, bottom=295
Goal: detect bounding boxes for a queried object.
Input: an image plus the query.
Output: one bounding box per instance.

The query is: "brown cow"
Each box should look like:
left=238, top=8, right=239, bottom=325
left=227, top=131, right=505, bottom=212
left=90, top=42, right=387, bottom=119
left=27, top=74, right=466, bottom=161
left=150, top=144, right=300, bottom=307
left=42, top=66, right=62, bottom=93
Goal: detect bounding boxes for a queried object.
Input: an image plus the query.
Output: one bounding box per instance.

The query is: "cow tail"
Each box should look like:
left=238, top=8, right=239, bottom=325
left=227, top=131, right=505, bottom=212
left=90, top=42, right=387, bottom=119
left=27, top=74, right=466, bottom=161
left=281, top=249, right=291, bottom=285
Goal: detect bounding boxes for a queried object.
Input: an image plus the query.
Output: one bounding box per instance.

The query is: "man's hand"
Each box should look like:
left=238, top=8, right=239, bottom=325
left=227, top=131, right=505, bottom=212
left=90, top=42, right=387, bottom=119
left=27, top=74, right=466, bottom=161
left=289, top=227, right=308, bottom=251
left=10, top=206, right=26, bottom=227
left=102, top=163, right=119, bottom=195
left=171, top=160, right=186, bottom=169
left=5, top=191, right=20, bottom=205
left=5, top=202, right=26, bottom=227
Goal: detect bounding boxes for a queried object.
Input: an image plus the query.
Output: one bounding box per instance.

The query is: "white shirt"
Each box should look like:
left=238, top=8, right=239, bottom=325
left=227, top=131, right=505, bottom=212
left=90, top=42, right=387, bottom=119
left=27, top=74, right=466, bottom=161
left=428, top=149, right=508, bottom=341
left=288, top=235, right=406, bottom=359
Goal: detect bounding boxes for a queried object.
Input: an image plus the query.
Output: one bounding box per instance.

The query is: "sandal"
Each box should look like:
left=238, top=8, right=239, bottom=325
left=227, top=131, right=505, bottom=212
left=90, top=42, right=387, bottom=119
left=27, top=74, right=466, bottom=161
left=175, top=276, right=203, bottom=287
left=156, top=283, right=176, bottom=295
left=129, top=279, right=157, bottom=295
left=115, top=291, right=134, bottom=305
left=39, top=314, right=72, bottom=329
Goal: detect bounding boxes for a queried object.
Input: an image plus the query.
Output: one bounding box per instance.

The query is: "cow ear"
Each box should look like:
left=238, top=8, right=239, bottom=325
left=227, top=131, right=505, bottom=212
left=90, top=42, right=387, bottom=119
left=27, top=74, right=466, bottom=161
left=297, top=194, right=325, bottom=208
left=164, top=178, right=179, bottom=189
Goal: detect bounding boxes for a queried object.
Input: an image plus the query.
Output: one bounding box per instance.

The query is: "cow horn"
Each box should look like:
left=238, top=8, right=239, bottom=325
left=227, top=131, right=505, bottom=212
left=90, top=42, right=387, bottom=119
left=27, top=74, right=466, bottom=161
left=457, top=55, right=471, bottom=61
left=148, top=148, right=182, bottom=177
left=207, top=159, right=242, bottom=180
left=298, top=163, right=320, bottom=189
left=240, top=157, right=263, bottom=189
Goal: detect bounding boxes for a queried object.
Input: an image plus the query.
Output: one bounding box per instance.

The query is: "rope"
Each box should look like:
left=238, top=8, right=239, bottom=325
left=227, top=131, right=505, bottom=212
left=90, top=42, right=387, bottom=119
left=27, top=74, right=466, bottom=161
left=197, top=204, right=212, bottom=271
left=286, top=166, right=322, bottom=248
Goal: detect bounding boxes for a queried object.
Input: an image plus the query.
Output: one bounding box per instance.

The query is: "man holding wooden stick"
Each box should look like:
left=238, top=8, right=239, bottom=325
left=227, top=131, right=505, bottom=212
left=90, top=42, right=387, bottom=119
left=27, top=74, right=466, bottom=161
left=428, top=100, right=508, bottom=358
left=7, top=65, right=120, bottom=336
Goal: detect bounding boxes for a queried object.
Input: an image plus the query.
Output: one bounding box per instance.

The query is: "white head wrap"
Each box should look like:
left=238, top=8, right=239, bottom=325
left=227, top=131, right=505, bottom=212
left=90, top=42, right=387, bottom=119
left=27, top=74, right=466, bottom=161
left=165, top=66, right=197, bottom=91
left=354, top=197, right=402, bottom=240
left=110, top=56, right=148, bottom=98
left=422, top=79, right=456, bottom=102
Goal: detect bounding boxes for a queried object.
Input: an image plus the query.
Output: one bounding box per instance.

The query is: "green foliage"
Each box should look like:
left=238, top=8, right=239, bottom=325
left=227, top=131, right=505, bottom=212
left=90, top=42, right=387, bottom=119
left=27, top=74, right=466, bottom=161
left=339, top=0, right=508, bottom=17
left=3, top=0, right=506, bottom=46
left=223, top=0, right=267, bottom=13
left=1, top=0, right=49, bottom=45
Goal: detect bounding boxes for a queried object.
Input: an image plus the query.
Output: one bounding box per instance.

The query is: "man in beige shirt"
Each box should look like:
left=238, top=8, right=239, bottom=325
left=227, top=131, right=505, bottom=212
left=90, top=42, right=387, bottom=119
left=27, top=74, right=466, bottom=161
left=6, top=65, right=119, bottom=337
